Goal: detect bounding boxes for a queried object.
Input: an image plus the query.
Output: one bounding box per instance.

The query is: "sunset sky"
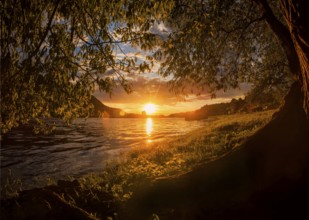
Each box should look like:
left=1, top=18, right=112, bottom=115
left=94, top=22, right=250, bottom=115
left=94, top=72, right=249, bottom=115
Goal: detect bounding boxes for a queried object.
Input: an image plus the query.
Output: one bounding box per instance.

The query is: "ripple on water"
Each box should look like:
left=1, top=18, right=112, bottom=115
left=1, top=118, right=206, bottom=188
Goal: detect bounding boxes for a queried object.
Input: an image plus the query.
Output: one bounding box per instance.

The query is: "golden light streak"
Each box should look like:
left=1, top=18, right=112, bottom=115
left=145, top=118, right=153, bottom=143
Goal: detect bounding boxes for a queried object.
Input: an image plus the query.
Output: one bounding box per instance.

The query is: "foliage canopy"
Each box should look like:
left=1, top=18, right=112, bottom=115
left=154, top=0, right=291, bottom=95
left=1, top=0, right=172, bottom=133
left=1, top=0, right=301, bottom=133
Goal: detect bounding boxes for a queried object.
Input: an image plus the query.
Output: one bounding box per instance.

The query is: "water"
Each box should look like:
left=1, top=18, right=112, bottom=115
left=1, top=118, right=206, bottom=188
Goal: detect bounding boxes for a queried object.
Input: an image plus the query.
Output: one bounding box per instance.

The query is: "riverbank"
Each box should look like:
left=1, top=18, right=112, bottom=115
left=1, top=117, right=206, bottom=189
left=1, top=110, right=275, bottom=219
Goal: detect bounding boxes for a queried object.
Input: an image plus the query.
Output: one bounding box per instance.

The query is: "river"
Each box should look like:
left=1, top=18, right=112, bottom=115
left=1, top=118, right=206, bottom=188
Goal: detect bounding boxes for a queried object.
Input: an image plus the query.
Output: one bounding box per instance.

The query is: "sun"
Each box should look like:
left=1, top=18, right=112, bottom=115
left=144, top=103, right=156, bottom=115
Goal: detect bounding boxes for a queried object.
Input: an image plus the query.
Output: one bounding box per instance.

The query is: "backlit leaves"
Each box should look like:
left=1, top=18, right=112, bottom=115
left=0, top=0, right=173, bottom=133
left=155, top=0, right=291, bottom=96
left=1, top=0, right=290, bottom=133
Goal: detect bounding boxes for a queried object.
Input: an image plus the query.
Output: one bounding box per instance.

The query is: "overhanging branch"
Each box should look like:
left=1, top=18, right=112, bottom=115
left=29, top=0, right=61, bottom=59
left=253, top=0, right=300, bottom=77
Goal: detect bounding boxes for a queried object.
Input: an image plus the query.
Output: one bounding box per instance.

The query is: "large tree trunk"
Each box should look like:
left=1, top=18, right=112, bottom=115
left=280, top=0, right=309, bottom=115
left=255, top=0, right=308, bottom=114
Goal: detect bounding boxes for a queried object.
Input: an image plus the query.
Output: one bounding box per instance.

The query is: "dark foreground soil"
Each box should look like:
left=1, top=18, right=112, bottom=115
left=1, top=180, right=117, bottom=220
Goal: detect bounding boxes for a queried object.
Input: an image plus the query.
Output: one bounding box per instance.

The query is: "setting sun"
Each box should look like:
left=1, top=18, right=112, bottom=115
left=144, top=103, right=156, bottom=115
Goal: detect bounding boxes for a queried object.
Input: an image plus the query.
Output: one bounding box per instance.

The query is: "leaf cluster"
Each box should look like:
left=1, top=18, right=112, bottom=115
left=0, top=0, right=173, bottom=133
left=154, top=0, right=292, bottom=96
left=0, top=0, right=292, bottom=133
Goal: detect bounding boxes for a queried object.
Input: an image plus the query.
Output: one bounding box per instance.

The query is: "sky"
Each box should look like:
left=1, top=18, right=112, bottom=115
left=94, top=23, right=250, bottom=115
left=94, top=75, right=249, bottom=115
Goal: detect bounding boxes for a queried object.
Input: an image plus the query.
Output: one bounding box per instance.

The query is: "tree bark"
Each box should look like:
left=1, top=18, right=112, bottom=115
left=255, top=0, right=300, bottom=76
left=279, top=0, right=309, bottom=115
left=254, top=0, right=309, bottom=115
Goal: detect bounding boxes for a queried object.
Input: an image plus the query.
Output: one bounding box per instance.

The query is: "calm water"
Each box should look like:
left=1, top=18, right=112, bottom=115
left=1, top=118, right=205, bottom=188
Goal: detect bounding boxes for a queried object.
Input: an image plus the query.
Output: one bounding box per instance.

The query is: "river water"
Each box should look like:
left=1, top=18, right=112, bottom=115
left=1, top=118, right=206, bottom=188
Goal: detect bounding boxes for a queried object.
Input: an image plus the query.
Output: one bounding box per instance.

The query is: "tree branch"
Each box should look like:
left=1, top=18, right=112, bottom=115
left=253, top=0, right=300, bottom=77
left=219, top=16, right=265, bottom=35
left=29, top=0, right=61, bottom=59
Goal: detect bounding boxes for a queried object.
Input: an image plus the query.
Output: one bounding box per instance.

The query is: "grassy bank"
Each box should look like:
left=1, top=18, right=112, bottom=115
left=80, top=110, right=275, bottom=201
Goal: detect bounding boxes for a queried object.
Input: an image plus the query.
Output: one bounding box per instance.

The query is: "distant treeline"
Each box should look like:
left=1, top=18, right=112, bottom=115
left=169, top=92, right=284, bottom=120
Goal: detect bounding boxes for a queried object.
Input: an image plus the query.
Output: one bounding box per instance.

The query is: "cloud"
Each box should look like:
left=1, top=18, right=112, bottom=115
left=111, top=41, right=162, bottom=80
left=149, top=22, right=170, bottom=40
left=95, top=76, right=172, bottom=104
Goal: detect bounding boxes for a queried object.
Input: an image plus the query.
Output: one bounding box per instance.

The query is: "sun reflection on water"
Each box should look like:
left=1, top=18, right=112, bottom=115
left=146, top=118, right=153, bottom=143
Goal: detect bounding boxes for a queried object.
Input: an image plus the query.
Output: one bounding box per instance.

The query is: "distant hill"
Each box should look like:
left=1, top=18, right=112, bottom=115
left=184, top=100, right=245, bottom=120
left=168, top=96, right=280, bottom=120
left=168, top=100, right=240, bottom=119
left=89, top=96, right=166, bottom=118
left=168, top=102, right=235, bottom=120
left=90, top=96, right=124, bottom=117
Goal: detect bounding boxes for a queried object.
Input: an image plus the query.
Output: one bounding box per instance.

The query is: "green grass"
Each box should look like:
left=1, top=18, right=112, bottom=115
left=80, top=110, right=275, bottom=201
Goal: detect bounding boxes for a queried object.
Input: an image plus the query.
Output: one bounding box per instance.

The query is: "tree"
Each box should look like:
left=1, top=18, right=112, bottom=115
left=1, top=0, right=308, bottom=217
left=154, top=0, right=303, bottom=107
left=0, top=0, right=172, bottom=133
left=3, top=0, right=306, bottom=134
left=122, top=0, right=309, bottom=218
left=278, top=0, right=309, bottom=113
